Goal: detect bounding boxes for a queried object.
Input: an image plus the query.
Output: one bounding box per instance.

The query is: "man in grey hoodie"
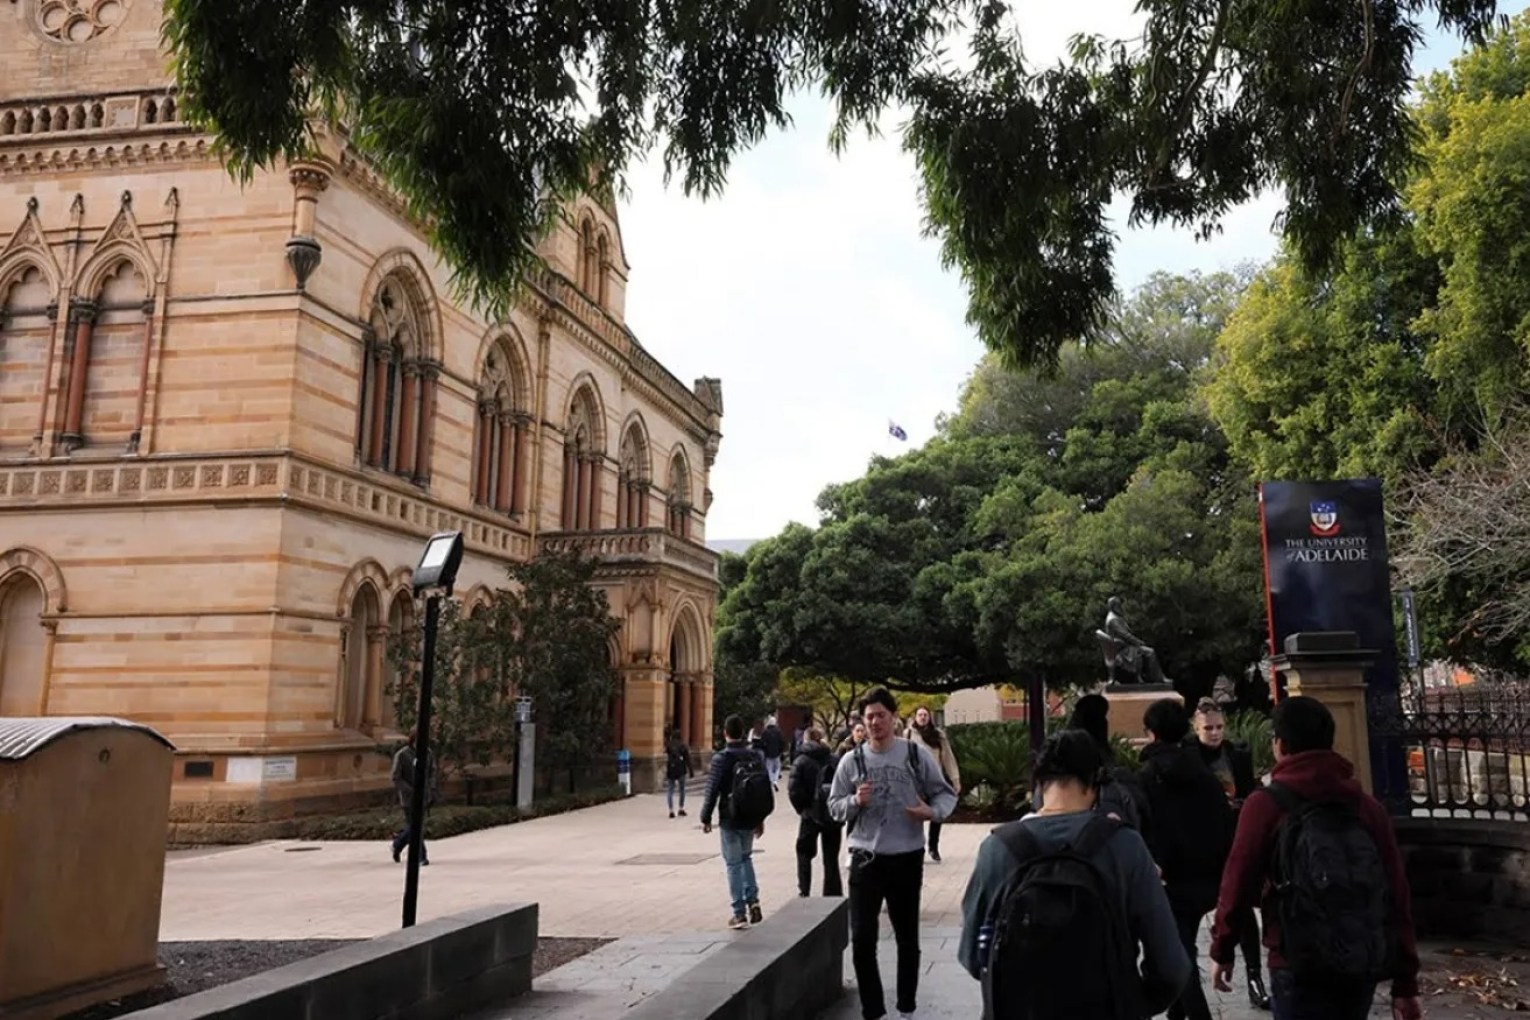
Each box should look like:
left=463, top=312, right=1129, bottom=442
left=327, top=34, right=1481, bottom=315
left=829, top=686, right=958, bottom=1020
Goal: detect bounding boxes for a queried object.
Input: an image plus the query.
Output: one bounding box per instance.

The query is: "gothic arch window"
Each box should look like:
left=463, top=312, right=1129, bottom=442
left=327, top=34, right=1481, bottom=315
left=596, top=232, right=610, bottom=305
left=560, top=384, right=605, bottom=531
left=0, top=571, right=47, bottom=716
left=667, top=449, right=693, bottom=540
left=579, top=217, right=600, bottom=298
left=616, top=419, right=650, bottom=529
left=356, top=272, right=437, bottom=484
left=340, top=583, right=383, bottom=731
left=472, top=338, right=529, bottom=516
left=55, top=257, right=148, bottom=453
left=0, top=264, right=53, bottom=452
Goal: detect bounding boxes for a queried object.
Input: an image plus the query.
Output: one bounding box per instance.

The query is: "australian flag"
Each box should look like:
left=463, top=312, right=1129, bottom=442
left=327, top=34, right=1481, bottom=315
left=888, top=420, right=908, bottom=442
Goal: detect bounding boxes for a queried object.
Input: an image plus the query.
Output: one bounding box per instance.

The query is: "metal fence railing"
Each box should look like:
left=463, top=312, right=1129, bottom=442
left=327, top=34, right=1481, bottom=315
left=1378, top=673, right=1530, bottom=822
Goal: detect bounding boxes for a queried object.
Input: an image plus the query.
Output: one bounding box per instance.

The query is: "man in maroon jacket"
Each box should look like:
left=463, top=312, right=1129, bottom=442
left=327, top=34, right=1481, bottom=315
left=1208, top=697, right=1422, bottom=1020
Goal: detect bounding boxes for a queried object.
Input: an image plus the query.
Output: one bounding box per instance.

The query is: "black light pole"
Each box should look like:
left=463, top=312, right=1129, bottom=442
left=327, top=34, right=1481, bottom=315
left=402, top=531, right=463, bottom=929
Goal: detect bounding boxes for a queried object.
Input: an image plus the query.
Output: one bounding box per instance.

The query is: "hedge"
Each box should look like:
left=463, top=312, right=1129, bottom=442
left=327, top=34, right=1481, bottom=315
left=294, top=785, right=627, bottom=840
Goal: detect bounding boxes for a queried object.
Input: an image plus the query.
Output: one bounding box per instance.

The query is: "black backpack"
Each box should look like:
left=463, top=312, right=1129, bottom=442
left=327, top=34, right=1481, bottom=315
left=787, top=754, right=819, bottom=815
left=983, top=816, right=1141, bottom=1020
left=724, top=750, right=775, bottom=828
left=1268, top=783, right=1395, bottom=982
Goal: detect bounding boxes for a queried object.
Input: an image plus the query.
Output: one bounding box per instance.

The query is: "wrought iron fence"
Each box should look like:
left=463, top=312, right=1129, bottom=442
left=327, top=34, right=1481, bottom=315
left=1374, top=670, right=1530, bottom=822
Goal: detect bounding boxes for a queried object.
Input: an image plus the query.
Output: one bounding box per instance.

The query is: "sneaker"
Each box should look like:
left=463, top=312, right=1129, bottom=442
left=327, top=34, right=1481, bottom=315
left=929, top=848, right=942, bottom=863
left=669, top=811, right=675, bottom=819
left=391, top=846, right=401, bottom=863
left=748, top=901, right=763, bottom=925
left=678, top=809, right=687, bottom=817
left=727, top=915, right=749, bottom=930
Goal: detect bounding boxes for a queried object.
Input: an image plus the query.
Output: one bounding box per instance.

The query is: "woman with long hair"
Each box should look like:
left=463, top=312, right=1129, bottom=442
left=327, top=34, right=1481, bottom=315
left=907, top=705, right=961, bottom=862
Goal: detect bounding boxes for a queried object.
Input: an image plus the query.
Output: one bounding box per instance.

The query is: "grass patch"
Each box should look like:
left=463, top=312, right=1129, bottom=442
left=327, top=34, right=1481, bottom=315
left=294, top=785, right=627, bottom=840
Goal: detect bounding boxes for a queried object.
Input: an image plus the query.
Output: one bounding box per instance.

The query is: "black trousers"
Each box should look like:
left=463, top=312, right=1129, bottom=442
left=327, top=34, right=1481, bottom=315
left=1166, top=908, right=1213, bottom=1020
left=848, top=849, right=923, bottom=1020
left=795, top=817, right=844, bottom=897
left=928, top=820, right=943, bottom=853
left=1233, top=903, right=1263, bottom=980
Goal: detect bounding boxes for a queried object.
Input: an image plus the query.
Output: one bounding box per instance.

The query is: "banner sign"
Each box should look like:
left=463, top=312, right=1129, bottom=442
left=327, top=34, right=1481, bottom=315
left=1259, top=478, right=1402, bottom=792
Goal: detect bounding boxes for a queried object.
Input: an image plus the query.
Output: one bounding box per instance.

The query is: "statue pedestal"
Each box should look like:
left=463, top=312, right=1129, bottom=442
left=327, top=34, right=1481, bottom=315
left=1100, top=685, right=1181, bottom=744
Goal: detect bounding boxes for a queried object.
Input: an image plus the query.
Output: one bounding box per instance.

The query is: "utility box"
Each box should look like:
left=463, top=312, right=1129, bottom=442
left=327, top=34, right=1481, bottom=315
left=0, top=717, right=174, bottom=1019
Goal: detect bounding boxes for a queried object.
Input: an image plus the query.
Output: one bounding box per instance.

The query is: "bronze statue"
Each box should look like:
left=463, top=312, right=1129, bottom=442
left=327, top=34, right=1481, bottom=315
left=1094, top=596, right=1169, bottom=686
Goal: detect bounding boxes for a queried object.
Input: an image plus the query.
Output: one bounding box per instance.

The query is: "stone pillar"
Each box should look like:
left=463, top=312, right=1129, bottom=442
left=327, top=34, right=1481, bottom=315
left=616, top=475, right=628, bottom=529
left=1272, top=631, right=1376, bottom=795
left=624, top=669, right=668, bottom=792
left=396, top=364, right=419, bottom=477
left=368, top=346, right=391, bottom=466
left=638, top=484, right=650, bottom=528
left=678, top=680, right=693, bottom=745
left=415, top=365, right=437, bottom=483
left=475, top=403, right=494, bottom=503
left=495, top=413, right=514, bottom=511
left=588, top=458, right=604, bottom=529
left=511, top=416, right=530, bottom=515
left=61, top=299, right=97, bottom=450
left=576, top=456, right=591, bottom=530
left=561, top=445, right=576, bottom=527
left=690, top=676, right=709, bottom=752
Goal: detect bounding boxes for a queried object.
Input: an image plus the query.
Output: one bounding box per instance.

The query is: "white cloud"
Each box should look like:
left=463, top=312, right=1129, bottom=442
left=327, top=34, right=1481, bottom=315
left=617, top=4, right=1487, bottom=539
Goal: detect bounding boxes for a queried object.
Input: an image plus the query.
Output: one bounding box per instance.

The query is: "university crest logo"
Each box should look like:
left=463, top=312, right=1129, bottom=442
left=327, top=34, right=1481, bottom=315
left=1309, top=500, right=1341, bottom=537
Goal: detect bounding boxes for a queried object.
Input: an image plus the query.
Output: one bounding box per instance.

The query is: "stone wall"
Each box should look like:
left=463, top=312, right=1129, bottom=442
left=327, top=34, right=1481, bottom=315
left=1395, top=818, right=1530, bottom=945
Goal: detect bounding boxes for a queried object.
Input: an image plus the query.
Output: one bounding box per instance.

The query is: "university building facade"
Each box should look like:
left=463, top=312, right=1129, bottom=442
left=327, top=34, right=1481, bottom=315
left=0, top=0, right=722, bottom=837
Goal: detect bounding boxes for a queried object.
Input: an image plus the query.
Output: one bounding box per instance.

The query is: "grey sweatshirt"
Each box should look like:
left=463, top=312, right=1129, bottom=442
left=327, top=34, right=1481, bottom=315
left=827, top=737, right=958, bottom=855
left=956, top=810, right=1190, bottom=1016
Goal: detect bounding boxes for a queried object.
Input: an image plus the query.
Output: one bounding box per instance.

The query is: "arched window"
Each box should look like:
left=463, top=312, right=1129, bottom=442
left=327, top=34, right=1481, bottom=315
left=0, top=265, right=52, bottom=452
left=580, top=218, right=599, bottom=297
left=340, top=584, right=382, bottom=731
left=56, top=258, right=148, bottom=453
left=596, top=232, right=610, bottom=305
left=356, top=273, right=436, bottom=483
left=0, top=572, right=46, bottom=715
left=560, top=386, right=605, bottom=530
left=472, top=340, right=529, bottom=516
left=616, top=421, right=650, bottom=529
left=667, top=450, right=693, bottom=540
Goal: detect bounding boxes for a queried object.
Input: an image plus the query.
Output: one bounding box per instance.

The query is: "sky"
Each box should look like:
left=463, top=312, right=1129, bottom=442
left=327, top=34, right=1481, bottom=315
left=616, top=3, right=1499, bottom=541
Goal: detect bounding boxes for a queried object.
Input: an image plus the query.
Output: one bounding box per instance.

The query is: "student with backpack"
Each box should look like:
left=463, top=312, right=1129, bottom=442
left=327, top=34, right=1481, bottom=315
left=1061, top=694, right=1152, bottom=832
left=787, top=727, right=843, bottom=897
left=700, top=714, right=776, bottom=930
left=958, top=729, right=1189, bottom=1020
left=664, top=727, right=694, bottom=820
left=828, top=687, right=958, bottom=1020
left=1209, top=697, right=1421, bottom=1020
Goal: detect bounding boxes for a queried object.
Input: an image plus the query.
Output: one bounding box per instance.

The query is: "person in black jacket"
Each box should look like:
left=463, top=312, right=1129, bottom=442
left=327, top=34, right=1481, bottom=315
left=787, top=727, right=843, bottom=897
left=1187, top=698, right=1268, bottom=1010
left=1065, top=694, right=1152, bottom=833
left=664, top=727, right=694, bottom=820
left=759, top=716, right=786, bottom=789
left=1139, top=699, right=1235, bottom=1020
left=700, top=715, right=769, bottom=929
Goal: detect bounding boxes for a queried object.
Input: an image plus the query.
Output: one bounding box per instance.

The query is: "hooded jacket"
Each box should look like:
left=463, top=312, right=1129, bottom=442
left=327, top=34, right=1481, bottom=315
left=787, top=740, right=839, bottom=823
left=1209, top=750, right=1419, bottom=999
left=1138, top=740, right=1236, bottom=915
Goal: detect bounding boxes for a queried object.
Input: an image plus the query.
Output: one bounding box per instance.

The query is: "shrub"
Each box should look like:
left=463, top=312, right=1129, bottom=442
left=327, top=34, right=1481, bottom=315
left=294, top=785, right=626, bottom=841
left=949, top=722, right=1034, bottom=808
left=1225, top=709, right=1275, bottom=776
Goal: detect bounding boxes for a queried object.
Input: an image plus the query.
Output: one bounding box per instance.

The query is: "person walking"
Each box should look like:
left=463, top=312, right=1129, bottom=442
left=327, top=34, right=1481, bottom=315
left=1209, top=697, right=1421, bottom=1020
left=1187, top=698, right=1268, bottom=1009
left=958, top=729, right=1190, bottom=1019
left=1138, top=699, right=1235, bottom=1020
left=828, top=686, right=958, bottom=1020
left=1057, top=693, right=1152, bottom=831
left=906, top=705, right=961, bottom=863
left=389, top=728, right=437, bottom=866
left=664, top=726, right=694, bottom=819
left=787, top=726, right=844, bottom=897
left=760, top=715, right=786, bottom=789
left=837, top=720, right=867, bottom=755
left=700, top=714, right=775, bottom=930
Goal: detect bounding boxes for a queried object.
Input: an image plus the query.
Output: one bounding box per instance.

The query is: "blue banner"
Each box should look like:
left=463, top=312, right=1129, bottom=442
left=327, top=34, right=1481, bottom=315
left=1259, top=479, right=1403, bottom=794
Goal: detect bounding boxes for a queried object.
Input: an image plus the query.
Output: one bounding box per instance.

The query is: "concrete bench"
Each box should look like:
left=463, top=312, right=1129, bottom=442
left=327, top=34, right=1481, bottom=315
left=125, top=904, right=537, bottom=1020
left=622, top=897, right=849, bottom=1020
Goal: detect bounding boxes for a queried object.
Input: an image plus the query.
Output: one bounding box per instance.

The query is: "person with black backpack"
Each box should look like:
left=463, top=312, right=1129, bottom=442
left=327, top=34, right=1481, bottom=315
left=787, top=726, right=843, bottom=897
left=700, top=714, right=776, bottom=930
left=828, top=686, right=957, bottom=1020
left=760, top=716, right=786, bottom=790
left=1138, top=698, right=1235, bottom=1020
left=664, top=727, right=694, bottom=820
left=958, top=729, right=1189, bottom=1020
left=1209, top=696, right=1421, bottom=1020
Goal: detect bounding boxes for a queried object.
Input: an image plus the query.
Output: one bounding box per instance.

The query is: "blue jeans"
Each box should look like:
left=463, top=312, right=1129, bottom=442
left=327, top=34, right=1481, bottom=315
left=766, top=756, right=782, bottom=785
left=718, top=827, right=759, bottom=918
left=666, top=777, right=686, bottom=811
left=1270, top=969, right=1377, bottom=1020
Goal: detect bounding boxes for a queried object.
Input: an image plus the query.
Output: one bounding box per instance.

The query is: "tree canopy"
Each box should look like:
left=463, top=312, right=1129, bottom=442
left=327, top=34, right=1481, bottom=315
left=716, top=270, right=1263, bottom=699
left=163, top=0, right=1498, bottom=366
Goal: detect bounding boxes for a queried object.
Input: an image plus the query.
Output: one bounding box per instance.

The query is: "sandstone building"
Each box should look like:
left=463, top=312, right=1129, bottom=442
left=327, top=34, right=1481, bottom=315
left=0, top=0, right=722, bottom=835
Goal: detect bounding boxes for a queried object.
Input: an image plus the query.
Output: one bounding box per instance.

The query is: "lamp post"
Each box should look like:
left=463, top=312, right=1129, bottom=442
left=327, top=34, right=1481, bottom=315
left=402, top=531, right=463, bottom=929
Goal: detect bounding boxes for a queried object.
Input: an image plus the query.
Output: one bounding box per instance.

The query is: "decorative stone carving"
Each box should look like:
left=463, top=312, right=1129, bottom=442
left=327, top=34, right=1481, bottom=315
left=37, top=0, right=128, bottom=44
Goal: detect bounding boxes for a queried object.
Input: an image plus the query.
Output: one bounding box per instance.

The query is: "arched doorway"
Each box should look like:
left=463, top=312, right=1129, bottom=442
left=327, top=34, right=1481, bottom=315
left=668, top=607, right=705, bottom=747
left=341, top=585, right=381, bottom=730
left=0, top=574, right=45, bottom=715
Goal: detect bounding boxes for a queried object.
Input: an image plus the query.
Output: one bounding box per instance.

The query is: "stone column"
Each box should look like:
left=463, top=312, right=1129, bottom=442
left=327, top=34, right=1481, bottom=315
left=690, top=676, right=708, bottom=751
left=576, top=456, right=592, bottom=530
left=616, top=474, right=628, bottom=529
left=1272, top=631, right=1377, bottom=794
left=495, top=413, right=515, bottom=511
left=475, top=402, right=494, bottom=503
left=61, top=298, right=97, bottom=450
left=368, top=346, right=391, bottom=466
left=415, top=365, right=437, bottom=483
left=678, top=679, right=694, bottom=746
left=625, top=669, right=669, bottom=793
left=638, top=484, right=650, bottom=528
left=561, top=445, right=576, bottom=527
left=588, top=457, right=603, bottom=529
